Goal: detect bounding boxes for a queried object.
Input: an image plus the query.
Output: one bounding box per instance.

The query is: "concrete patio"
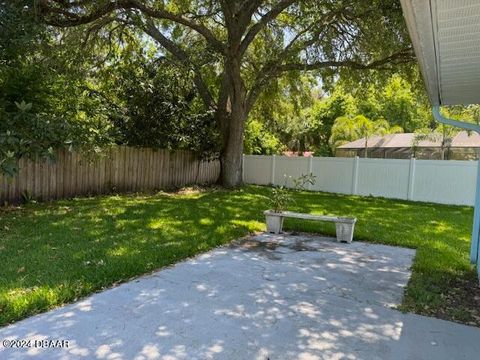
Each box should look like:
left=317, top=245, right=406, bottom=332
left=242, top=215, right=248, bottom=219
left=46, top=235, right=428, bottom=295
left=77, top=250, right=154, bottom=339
left=1, top=233, right=479, bottom=359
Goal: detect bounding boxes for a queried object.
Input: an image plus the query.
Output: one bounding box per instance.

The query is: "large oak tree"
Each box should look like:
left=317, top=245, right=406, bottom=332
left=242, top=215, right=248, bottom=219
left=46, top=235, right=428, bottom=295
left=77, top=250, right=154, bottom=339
left=37, top=0, right=414, bottom=187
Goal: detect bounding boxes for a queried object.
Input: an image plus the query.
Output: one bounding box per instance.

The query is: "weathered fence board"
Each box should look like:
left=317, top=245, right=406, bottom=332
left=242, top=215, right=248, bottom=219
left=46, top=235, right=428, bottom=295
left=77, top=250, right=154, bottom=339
left=0, top=147, right=220, bottom=204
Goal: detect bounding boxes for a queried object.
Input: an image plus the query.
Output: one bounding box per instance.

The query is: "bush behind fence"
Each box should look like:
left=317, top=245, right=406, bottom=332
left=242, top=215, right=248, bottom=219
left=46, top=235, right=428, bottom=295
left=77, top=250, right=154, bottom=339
left=0, top=147, right=220, bottom=204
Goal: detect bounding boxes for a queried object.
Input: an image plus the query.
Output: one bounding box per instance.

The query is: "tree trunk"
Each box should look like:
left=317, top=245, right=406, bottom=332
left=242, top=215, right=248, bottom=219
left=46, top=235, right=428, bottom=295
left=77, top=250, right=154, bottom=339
left=217, top=56, right=248, bottom=187
left=220, top=109, right=246, bottom=187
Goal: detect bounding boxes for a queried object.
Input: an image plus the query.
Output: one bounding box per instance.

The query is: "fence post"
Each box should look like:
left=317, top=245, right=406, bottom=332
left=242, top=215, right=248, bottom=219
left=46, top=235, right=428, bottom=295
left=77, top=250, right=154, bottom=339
left=407, top=156, right=416, bottom=200
left=271, top=155, right=276, bottom=185
left=308, top=156, right=313, bottom=190
left=351, top=156, right=359, bottom=195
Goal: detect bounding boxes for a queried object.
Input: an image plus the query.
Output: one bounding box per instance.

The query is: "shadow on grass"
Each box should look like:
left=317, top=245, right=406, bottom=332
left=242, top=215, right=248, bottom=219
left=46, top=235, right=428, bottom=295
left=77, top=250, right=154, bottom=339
left=0, top=187, right=270, bottom=325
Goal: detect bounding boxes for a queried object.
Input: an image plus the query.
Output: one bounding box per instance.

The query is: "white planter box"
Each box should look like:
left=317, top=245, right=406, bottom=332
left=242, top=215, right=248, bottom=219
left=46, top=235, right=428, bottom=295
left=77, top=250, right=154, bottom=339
left=335, top=221, right=356, bottom=243
left=264, top=211, right=285, bottom=234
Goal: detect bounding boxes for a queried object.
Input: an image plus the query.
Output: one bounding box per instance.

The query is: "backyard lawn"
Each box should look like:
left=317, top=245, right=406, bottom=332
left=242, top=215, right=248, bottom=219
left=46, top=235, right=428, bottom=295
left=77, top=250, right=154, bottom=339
left=0, top=185, right=478, bottom=327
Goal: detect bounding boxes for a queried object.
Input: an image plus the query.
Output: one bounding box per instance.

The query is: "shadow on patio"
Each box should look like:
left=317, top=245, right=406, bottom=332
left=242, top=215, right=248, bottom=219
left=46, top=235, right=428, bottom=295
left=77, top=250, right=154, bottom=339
left=2, top=233, right=477, bottom=359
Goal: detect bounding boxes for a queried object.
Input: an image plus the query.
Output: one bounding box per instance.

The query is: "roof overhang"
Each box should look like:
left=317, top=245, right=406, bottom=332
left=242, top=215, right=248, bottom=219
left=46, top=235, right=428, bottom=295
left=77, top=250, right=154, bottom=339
left=400, top=0, right=480, bottom=106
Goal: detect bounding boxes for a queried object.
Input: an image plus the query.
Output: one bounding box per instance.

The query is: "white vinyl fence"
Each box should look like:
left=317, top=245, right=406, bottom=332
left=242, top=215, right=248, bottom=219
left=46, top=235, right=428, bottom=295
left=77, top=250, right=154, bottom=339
left=243, top=155, right=478, bottom=206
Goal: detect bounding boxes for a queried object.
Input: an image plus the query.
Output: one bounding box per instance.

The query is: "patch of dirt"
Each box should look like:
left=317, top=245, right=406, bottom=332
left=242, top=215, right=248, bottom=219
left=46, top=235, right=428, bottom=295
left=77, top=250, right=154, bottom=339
left=403, top=272, right=480, bottom=328
left=160, top=185, right=222, bottom=196
left=0, top=205, right=24, bottom=214
left=434, top=275, right=480, bottom=327
left=176, top=186, right=212, bottom=195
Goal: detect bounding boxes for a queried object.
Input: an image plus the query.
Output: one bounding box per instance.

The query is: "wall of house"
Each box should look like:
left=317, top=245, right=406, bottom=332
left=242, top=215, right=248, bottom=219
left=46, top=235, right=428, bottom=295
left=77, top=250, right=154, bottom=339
left=243, top=155, right=477, bottom=206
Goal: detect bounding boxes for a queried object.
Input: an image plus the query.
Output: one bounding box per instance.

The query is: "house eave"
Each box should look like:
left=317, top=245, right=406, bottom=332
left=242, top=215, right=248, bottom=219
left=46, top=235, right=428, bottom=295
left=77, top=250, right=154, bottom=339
left=400, top=0, right=480, bottom=106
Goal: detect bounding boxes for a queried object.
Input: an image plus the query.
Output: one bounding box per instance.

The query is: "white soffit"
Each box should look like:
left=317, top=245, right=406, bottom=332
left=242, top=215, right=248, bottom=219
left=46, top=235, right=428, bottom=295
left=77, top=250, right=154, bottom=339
left=400, top=0, right=480, bottom=106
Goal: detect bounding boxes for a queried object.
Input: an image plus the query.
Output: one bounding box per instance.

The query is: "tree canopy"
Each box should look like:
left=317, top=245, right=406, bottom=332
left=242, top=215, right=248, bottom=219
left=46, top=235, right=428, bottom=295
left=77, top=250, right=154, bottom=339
left=37, top=0, right=415, bottom=186
left=0, top=1, right=222, bottom=175
left=4, top=1, right=479, bottom=180
left=3, top=1, right=478, bottom=181
left=0, top=1, right=117, bottom=175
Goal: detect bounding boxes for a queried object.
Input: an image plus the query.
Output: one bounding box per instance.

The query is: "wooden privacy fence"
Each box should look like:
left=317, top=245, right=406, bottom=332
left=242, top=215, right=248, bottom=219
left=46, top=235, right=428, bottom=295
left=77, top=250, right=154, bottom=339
left=0, top=147, right=220, bottom=204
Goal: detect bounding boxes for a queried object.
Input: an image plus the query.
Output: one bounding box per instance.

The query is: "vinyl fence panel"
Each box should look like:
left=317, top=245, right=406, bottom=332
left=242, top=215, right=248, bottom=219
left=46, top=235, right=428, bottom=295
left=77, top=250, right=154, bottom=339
left=311, top=157, right=356, bottom=194
left=274, top=156, right=310, bottom=187
left=242, top=155, right=271, bottom=185
left=356, top=158, right=411, bottom=200
left=412, top=160, right=477, bottom=205
left=243, top=155, right=478, bottom=206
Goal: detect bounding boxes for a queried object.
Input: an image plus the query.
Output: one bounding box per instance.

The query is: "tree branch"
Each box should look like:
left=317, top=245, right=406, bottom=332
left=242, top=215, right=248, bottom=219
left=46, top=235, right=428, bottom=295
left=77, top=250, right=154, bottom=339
left=239, top=0, right=296, bottom=56
left=37, top=0, right=225, bottom=53
left=143, top=21, right=216, bottom=110
left=38, top=0, right=119, bottom=26
left=278, top=48, right=415, bottom=72
left=127, top=1, right=225, bottom=53
left=245, top=48, right=415, bottom=112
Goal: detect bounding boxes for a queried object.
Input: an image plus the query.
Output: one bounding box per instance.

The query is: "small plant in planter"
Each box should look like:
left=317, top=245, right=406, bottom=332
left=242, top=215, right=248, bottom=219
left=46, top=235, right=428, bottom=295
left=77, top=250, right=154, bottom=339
left=264, top=173, right=316, bottom=234
left=270, top=185, right=292, bottom=213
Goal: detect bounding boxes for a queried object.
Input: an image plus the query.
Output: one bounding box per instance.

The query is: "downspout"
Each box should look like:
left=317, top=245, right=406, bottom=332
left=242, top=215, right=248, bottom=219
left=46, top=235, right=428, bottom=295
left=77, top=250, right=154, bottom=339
left=432, top=106, right=480, bottom=265
left=432, top=106, right=480, bottom=132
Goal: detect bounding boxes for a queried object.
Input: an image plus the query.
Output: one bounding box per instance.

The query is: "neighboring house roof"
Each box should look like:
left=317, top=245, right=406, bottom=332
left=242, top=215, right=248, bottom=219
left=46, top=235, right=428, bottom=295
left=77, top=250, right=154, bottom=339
left=337, top=131, right=480, bottom=150
left=400, top=0, right=480, bottom=106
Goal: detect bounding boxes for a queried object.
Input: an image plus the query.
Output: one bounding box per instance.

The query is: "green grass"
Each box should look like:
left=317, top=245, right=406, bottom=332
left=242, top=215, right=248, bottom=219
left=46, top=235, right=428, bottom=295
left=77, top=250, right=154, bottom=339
left=0, top=185, right=478, bottom=327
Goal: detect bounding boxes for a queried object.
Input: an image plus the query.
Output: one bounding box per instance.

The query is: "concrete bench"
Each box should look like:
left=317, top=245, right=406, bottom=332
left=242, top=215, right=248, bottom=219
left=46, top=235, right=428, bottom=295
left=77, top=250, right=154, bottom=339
left=264, top=210, right=357, bottom=243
